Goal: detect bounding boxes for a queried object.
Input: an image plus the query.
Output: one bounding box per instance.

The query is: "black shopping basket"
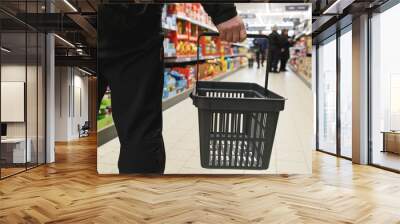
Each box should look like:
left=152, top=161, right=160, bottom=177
left=191, top=33, right=286, bottom=170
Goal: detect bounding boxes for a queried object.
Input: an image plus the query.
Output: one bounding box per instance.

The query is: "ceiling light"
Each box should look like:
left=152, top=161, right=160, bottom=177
left=63, top=0, right=78, bottom=12
left=323, top=0, right=355, bottom=15
left=78, top=67, right=92, bottom=76
left=1, top=47, right=11, bottom=53
left=54, top=34, right=75, bottom=48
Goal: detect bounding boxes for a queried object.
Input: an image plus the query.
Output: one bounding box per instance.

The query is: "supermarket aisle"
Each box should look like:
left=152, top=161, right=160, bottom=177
left=98, top=67, right=313, bottom=174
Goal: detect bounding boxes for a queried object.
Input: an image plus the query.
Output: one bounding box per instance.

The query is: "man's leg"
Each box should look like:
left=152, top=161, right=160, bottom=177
left=273, top=50, right=281, bottom=72
left=280, top=55, right=288, bottom=71
left=270, top=50, right=277, bottom=72
left=261, top=50, right=266, bottom=67
left=256, top=51, right=261, bottom=68
left=98, top=4, right=165, bottom=173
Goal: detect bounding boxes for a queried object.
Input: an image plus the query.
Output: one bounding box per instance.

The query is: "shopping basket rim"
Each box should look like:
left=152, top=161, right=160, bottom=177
left=191, top=93, right=287, bottom=101
left=191, top=81, right=287, bottom=101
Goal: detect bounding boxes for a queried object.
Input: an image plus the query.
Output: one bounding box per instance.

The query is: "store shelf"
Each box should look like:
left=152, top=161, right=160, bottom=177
left=231, top=43, right=249, bottom=48
left=162, top=66, right=243, bottom=110
left=162, top=24, right=177, bottom=31
left=176, top=33, right=189, bottom=40
left=164, top=52, right=177, bottom=58
left=176, top=13, right=218, bottom=32
left=162, top=87, right=194, bottom=111
left=98, top=66, right=244, bottom=146
left=164, top=53, right=246, bottom=64
left=288, top=64, right=311, bottom=89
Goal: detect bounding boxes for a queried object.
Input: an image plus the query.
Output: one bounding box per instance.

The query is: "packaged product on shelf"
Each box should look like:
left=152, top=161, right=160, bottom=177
left=165, top=17, right=176, bottom=30
left=162, top=5, right=167, bottom=25
left=220, top=57, right=228, bottom=72
left=197, top=63, right=208, bottom=80
left=167, top=3, right=182, bottom=15
left=163, top=86, right=169, bottom=99
left=163, top=38, right=176, bottom=57
left=192, top=4, right=200, bottom=21
left=169, top=70, right=187, bottom=93
left=221, top=42, right=233, bottom=56
left=189, top=24, right=198, bottom=41
left=226, top=57, right=232, bottom=71
left=162, top=6, right=177, bottom=29
left=171, top=66, right=195, bottom=88
left=184, top=3, right=192, bottom=17
left=175, top=20, right=189, bottom=41
left=200, top=36, right=219, bottom=56
left=203, top=60, right=221, bottom=78
left=163, top=70, right=177, bottom=98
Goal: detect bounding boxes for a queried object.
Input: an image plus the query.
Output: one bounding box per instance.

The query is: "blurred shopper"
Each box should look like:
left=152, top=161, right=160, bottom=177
left=97, top=4, right=247, bottom=174
left=247, top=47, right=256, bottom=68
left=253, top=31, right=268, bottom=69
left=268, top=25, right=282, bottom=73
left=279, top=29, right=293, bottom=72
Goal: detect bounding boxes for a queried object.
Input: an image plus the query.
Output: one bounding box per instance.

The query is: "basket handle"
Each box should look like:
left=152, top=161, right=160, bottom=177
left=196, top=32, right=271, bottom=95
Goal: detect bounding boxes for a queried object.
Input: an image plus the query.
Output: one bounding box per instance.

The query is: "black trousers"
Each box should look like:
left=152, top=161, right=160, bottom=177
left=255, top=50, right=265, bottom=68
left=98, top=4, right=166, bottom=174
left=270, top=48, right=281, bottom=72
left=280, top=52, right=289, bottom=71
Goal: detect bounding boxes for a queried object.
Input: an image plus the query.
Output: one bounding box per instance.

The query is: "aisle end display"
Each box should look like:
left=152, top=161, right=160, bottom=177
left=289, top=35, right=312, bottom=86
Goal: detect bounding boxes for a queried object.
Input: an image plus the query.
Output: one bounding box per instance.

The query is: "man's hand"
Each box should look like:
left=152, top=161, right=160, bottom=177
left=216, top=15, right=247, bottom=43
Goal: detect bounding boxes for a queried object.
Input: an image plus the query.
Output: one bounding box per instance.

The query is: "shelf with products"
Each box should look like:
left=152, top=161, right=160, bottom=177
left=162, top=3, right=249, bottom=60
left=162, top=24, right=177, bottom=32
left=289, top=35, right=312, bottom=88
left=163, top=36, right=248, bottom=62
left=169, top=3, right=217, bottom=32
left=161, top=65, right=245, bottom=110
left=163, top=56, right=248, bottom=100
left=164, top=53, right=246, bottom=64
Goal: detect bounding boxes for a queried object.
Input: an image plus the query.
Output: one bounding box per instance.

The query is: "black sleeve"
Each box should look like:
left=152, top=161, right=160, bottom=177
left=201, top=4, right=238, bottom=26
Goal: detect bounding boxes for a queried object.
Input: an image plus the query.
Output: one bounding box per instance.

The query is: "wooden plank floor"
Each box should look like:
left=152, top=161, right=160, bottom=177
left=1, top=135, right=400, bottom=223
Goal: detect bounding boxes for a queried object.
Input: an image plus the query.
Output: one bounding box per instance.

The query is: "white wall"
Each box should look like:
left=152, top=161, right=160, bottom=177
left=1, top=65, right=41, bottom=138
left=70, top=72, right=89, bottom=139
left=1, top=65, right=26, bottom=131
left=55, top=67, right=69, bottom=141
left=55, top=67, right=89, bottom=141
left=1, top=82, right=25, bottom=122
left=1, top=63, right=46, bottom=164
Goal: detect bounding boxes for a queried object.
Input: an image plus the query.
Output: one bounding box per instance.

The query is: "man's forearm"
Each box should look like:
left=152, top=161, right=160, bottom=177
left=201, top=4, right=246, bottom=43
left=201, top=4, right=237, bottom=25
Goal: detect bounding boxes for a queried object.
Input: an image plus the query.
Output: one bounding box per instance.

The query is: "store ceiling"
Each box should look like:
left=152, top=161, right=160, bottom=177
left=311, top=0, right=387, bottom=39
left=236, top=3, right=311, bottom=33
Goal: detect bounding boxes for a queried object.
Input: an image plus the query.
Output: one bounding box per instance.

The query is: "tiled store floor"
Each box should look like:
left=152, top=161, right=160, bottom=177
left=98, top=67, right=313, bottom=174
